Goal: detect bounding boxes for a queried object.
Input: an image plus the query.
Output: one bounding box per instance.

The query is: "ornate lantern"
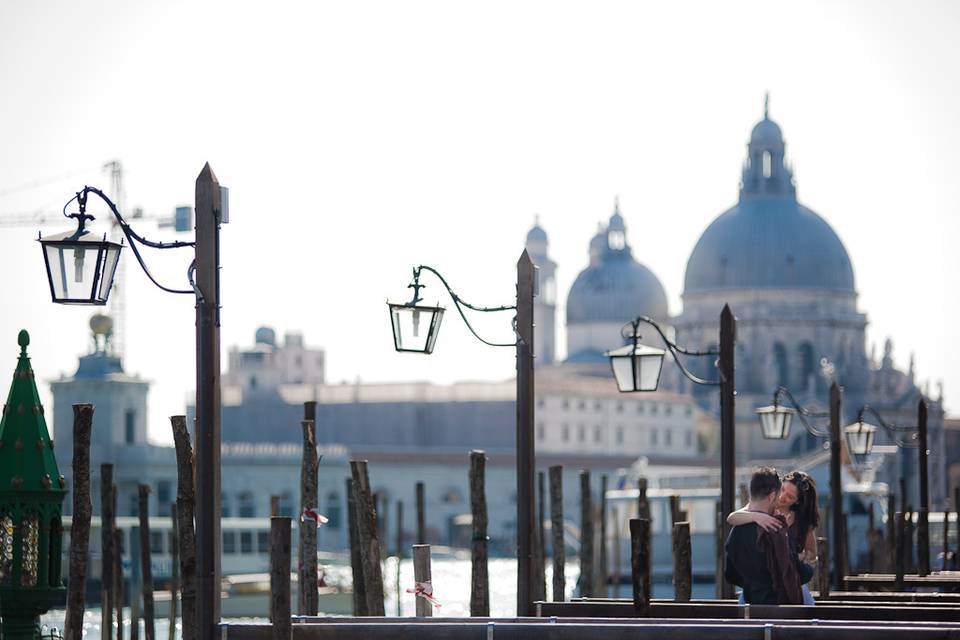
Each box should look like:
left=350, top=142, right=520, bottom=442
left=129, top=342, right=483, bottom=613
left=844, top=420, right=878, bottom=455
left=388, top=301, right=445, bottom=354
left=0, top=331, right=66, bottom=640
left=755, top=404, right=795, bottom=440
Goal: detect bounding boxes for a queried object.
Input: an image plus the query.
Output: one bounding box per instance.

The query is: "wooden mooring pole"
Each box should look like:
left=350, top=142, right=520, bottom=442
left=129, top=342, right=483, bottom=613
left=629, top=518, right=651, bottom=617
left=350, top=460, right=385, bottom=615
left=395, top=499, right=403, bottom=616
left=534, top=470, right=547, bottom=602
left=611, top=507, right=620, bottom=598
left=346, top=477, right=366, bottom=615
left=169, top=503, right=179, bottom=640
left=171, top=415, right=196, bottom=640
left=416, top=481, right=426, bottom=544
left=549, top=465, right=565, bottom=602
left=469, top=450, right=489, bottom=616
left=100, top=463, right=115, bottom=640
left=579, top=470, right=594, bottom=598
left=65, top=403, right=94, bottom=640
left=270, top=516, right=292, bottom=640
left=895, top=512, right=906, bottom=592
left=412, top=544, right=434, bottom=618
left=886, top=492, right=896, bottom=573
left=816, top=537, right=829, bottom=599
left=672, top=521, right=691, bottom=602
left=299, top=417, right=319, bottom=615
left=597, top=474, right=608, bottom=597
left=637, top=477, right=649, bottom=521
left=138, top=485, right=155, bottom=640
left=113, top=525, right=123, bottom=640
left=714, top=501, right=724, bottom=599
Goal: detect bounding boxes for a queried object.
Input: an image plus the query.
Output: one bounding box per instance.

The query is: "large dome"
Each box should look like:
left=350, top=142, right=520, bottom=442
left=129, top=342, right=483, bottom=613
left=567, top=205, right=669, bottom=324
left=684, top=109, right=855, bottom=295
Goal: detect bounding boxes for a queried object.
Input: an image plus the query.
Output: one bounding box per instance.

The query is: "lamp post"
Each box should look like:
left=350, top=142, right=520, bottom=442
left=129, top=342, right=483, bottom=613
left=844, top=400, right=927, bottom=575
left=387, top=252, right=536, bottom=615
left=37, top=166, right=225, bottom=640
left=0, top=331, right=67, bottom=640
left=604, top=305, right=736, bottom=597
left=754, top=382, right=845, bottom=590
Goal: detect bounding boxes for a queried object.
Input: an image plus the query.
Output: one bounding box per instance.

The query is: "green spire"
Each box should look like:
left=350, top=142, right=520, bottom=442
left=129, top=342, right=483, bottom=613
left=0, top=331, right=64, bottom=496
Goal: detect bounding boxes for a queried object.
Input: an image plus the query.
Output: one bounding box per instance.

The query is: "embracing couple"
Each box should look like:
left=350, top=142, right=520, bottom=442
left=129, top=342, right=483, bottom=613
left=724, top=467, right=820, bottom=605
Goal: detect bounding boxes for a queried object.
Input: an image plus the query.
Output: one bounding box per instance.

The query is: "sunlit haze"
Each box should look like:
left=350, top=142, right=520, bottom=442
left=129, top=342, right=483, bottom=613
left=2, top=1, right=958, bottom=443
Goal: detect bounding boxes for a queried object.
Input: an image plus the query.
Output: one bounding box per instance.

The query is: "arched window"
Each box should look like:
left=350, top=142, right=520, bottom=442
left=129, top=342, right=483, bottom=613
left=762, top=151, right=772, bottom=178
left=774, top=342, right=789, bottom=387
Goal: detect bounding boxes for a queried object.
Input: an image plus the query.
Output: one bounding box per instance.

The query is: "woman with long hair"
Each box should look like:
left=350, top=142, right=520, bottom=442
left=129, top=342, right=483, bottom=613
left=728, top=470, right=820, bottom=604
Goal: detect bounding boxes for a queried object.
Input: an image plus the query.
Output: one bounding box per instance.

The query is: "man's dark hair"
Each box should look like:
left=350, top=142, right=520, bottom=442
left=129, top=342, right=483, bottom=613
left=749, top=467, right=781, bottom=499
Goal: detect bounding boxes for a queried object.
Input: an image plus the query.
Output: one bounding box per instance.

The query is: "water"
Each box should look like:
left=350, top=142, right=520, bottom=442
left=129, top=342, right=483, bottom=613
left=41, top=558, right=715, bottom=636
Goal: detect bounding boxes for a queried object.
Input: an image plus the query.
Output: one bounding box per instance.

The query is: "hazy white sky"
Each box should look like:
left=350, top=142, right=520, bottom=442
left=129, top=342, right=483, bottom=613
left=2, top=1, right=958, bottom=444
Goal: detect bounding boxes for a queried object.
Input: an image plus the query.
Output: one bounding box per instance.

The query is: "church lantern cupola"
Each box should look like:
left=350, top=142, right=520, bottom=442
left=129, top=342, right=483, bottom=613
left=740, top=94, right=796, bottom=200
left=0, top=331, right=67, bottom=640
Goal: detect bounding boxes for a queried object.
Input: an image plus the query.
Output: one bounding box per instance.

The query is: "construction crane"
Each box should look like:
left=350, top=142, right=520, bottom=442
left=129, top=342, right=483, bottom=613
left=0, top=159, right=192, bottom=360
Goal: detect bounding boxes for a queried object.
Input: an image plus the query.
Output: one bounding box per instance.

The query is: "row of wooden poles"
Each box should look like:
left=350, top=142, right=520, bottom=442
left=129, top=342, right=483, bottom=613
left=61, top=403, right=960, bottom=640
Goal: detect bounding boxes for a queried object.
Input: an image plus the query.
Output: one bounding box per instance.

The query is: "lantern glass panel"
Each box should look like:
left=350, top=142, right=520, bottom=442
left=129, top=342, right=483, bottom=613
left=0, top=513, right=12, bottom=585
left=606, top=343, right=665, bottom=392
left=389, top=303, right=445, bottom=354
left=40, top=230, right=122, bottom=305
left=21, top=513, right=38, bottom=587
left=756, top=406, right=794, bottom=439
left=845, top=422, right=877, bottom=455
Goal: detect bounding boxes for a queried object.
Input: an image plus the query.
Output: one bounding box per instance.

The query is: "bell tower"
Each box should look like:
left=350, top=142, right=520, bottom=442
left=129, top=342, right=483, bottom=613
left=525, top=218, right=557, bottom=366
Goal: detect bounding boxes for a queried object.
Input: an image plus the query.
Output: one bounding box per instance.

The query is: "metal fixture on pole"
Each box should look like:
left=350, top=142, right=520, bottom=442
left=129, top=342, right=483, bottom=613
left=387, top=252, right=537, bottom=615
left=844, top=400, right=927, bottom=575
left=604, top=306, right=736, bottom=597
left=37, top=165, right=226, bottom=640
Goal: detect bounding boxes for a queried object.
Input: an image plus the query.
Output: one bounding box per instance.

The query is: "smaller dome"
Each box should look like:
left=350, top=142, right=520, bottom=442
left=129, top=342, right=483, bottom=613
left=526, top=222, right=547, bottom=244
left=255, top=326, right=277, bottom=347
left=750, top=118, right=783, bottom=146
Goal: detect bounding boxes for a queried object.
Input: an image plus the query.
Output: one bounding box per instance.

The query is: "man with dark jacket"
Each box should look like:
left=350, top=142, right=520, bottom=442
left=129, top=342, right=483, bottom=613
left=725, top=467, right=814, bottom=605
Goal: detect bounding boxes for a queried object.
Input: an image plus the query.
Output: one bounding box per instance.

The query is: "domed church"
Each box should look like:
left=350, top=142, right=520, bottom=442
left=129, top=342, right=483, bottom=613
left=526, top=98, right=946, bottom=506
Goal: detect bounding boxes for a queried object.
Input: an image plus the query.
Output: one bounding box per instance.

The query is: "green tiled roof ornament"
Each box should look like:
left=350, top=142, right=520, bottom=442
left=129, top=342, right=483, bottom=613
left=0, top=330, right=66, bottom=640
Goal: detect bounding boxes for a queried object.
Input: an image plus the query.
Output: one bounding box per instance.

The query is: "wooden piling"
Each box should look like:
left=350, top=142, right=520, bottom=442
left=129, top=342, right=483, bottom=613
left=943, top=509, right=950, bottom=571
left=346, top=477, right=367, bottom=615
left=65, top=403, right=94, bottom=640
left=886, top=493, right=896, bottom=573
left=629, top=518, right=651, bottom=617
left=171, top=415, right=197, bottom=640
left=597, top=474, right=608, bottom=597
left=350, top=460, right=386, bottom=616
left=270, top=495, right=280, bottom=517
left=611, top=507, right=620, bottom=598
left=395, top=500, right=403, bottom=616
left=113, top=526, right=123, bottom=640
left=469, top=450, right=489, bottom=617
left=895, top=512, right=906, bottom=592
left=669, top=495, right=681, bottom=526
left=533, top=469, right=547, bottom=603
left=672, top=521, right=692, bottom=602
left=549, top=465, right=565, bottom=602
left=816, top=537, right=829, bottom=599
left=100, top=463, right=115, bottom=640
left=637, top=477, right=650, bottom=522
left=416, top=481, right=426, bottom=544
left=412, top=544, right=433, bottom=618
left=270, top=516, right=292, bottom=640
left=579, top=470, right=594, bottom=598
left=130, top=524, right=141, bottom=640
left=169, top=503, right=179, bottom=640
left=867, top=502, right=877, bottom=573
left=138, top=485, right=155, bottom=640
left=905, top=507, right=916, bottom=573
left=299, top=419, right=320, bottom=616
left=714, top=501, right=724, bottom=599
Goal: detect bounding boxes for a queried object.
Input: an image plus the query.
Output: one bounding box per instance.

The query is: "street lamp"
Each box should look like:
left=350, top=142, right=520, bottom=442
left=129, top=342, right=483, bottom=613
left=604, top=307, right=737, bottom=598
left=37, top=167, right=225, bottom=640
left=754, top=383, right=846, bottom=591
left=387, top=254, right=537, bottom=615
left=0, top=331, right=67, bottom=640
left=845, top=402, right=929, bottom=575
